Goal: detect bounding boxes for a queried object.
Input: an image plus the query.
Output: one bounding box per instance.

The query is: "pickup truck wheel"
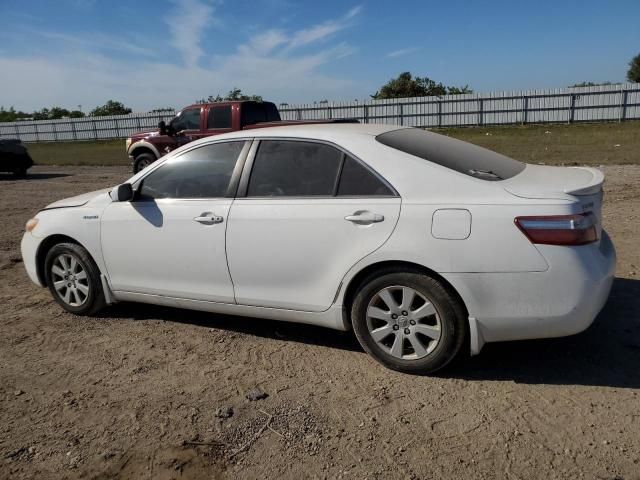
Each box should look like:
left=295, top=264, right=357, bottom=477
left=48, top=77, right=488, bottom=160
left=134, top=153, right=155, bottom=173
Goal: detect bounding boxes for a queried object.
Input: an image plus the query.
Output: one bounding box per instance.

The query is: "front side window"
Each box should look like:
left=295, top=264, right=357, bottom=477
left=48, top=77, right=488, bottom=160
left=170, top=108, right=201, bottom=132
left=138, top=142, right=245, bottom=199
left=247, top=141, right=342, bottom=197
left=207, top=106, right=232, bottom=129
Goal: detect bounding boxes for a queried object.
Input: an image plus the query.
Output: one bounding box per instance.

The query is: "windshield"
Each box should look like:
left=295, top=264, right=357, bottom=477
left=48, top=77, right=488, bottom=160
left=376, top=128, right=525, bottom=181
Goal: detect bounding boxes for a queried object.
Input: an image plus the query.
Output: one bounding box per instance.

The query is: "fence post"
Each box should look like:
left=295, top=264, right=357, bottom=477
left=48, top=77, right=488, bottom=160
left=70, top=120, right=77, bottom=140
left=115, top=118, right=120, bottom=139
left=437, top=101, right=442, bottom=127
left=364, top=104, right=369, bottom=124
left=568, top=94, right=576, bottom=123
left=522, top=96, right=529, bottom=124
left=478, top=98, right=484, bottom=126
left=619, top=90, right=628, bottom=122
left=52, top=122, right=58, bottom=142
left=91, top=119, right=98, bottom=140
left=34, top=123, right=39, bottom=142
left=327, top=106, right=332, bottom=120
left=14, top=123, right=20, bottom=140
left=136, top=116, right=141, bottom=130
left=399, top=103, right=404, bottom=126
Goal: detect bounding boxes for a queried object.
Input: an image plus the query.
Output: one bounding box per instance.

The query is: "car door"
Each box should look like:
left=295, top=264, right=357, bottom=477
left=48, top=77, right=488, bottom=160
left=101, top=140, right=249, bottom=303
left=226, top=139, right=401, bottom=312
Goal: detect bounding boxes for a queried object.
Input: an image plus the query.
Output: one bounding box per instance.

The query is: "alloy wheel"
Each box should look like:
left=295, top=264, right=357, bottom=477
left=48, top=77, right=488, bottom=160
left=366, top=285, right=441, bottom=360
left=50, top=253, right=90, bottom=307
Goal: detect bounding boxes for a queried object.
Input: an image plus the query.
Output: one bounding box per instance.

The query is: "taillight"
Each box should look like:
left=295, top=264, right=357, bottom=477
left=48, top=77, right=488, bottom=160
left=514, top=213, right=598, bottom=246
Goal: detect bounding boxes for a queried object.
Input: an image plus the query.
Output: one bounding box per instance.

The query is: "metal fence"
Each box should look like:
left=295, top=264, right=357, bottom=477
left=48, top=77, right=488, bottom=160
left=2, top=83, right=639, bottom=143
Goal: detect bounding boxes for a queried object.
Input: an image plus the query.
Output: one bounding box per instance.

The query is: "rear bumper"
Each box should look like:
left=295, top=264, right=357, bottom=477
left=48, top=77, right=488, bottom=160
left=446, top=230, right=616, bottom=354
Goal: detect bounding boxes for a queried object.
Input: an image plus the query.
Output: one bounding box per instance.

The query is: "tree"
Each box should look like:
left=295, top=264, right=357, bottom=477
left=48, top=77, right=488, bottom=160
left=627, top=53, right=640, bottom=83
left=371, top=72, right=472, bottom=99
left=569, top=81, right=617, bottom=87
left=196, top=88, right=263, bottom=104
left=90, top=100, right=132, bottom=116
left=0, top=106, right=31, bottom=122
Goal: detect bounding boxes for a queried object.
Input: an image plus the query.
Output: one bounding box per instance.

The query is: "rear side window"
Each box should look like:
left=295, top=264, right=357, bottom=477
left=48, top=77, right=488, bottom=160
left=139, top=142, right=245, bottom=199
left=338, top=156, right=394, bottom=196
left=241, top=102, right=281, bottom=126
left=247, top=141, right=342, bottom=196
left=207, top=106, right=232, bottom=129
left=376, top=128, right=525, bottom=181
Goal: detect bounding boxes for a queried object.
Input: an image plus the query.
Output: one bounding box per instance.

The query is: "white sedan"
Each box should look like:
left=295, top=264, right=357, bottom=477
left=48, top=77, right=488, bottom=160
left=21, top=124, right=615, bottom=373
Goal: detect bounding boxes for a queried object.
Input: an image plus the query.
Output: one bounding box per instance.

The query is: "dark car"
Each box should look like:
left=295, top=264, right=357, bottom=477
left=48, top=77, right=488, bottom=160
left=0, top=139, right=33, bottom=177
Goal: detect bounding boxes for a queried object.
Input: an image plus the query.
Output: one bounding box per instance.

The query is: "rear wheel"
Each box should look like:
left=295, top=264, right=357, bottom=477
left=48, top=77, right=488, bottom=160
left=44, top=243, right=106, bottom=315
left=134, top=153, right=156, bottom=173
left=351, top=271, right=467, bottom=374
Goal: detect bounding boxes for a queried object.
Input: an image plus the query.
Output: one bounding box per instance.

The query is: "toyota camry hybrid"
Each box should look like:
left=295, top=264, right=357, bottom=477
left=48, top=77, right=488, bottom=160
left=21, top=124, right=616, bottom=374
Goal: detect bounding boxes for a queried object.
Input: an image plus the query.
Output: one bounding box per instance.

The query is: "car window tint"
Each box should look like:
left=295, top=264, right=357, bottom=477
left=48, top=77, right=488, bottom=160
left=376, top=128, right=525, bottom=181
left=247, top=141, right=342, bottom=197
left=338, top=156, right=394, bottom=196
left=139, top=142, right=244, bottom=199
left=207, top=106, right=232, bottom=129
left=170, top=108, right=200, bottom=132
left=241, top=102, right=280, bottom=126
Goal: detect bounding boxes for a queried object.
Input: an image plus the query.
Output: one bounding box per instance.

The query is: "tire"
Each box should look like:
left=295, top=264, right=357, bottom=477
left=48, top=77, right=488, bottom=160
left=13, top=167, right=27, bottom=178
left=351, top=271, right=467, bottom=374
left=134, top=153, right=156, bottom=173
left=44, top=242, right=106, bottom=316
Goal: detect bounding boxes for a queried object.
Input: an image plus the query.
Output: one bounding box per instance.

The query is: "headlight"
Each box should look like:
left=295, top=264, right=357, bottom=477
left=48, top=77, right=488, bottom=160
left=25, top=218, right=39, bottom=232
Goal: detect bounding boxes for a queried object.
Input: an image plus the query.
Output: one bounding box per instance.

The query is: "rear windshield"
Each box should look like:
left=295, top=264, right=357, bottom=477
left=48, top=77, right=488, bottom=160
left=376, top=128, right=525, bottom=181
left=241, top=102, right=281, bottom=126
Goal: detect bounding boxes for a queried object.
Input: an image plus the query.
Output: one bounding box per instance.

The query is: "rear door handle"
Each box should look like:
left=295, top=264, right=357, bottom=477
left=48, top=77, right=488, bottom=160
left=194, top=212, right=224, bottom=225
left=344, top=211, right=384, bottom=225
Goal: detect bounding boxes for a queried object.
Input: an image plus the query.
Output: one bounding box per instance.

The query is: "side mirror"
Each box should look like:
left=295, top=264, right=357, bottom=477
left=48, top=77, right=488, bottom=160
left=158, top=120, right=167, bottom=135
left=110, top=183, right=134, bottom=202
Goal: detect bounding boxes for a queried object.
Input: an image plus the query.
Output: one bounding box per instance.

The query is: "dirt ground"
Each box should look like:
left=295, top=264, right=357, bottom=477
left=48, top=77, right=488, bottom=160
left=1, top=165, right=639, bottom=480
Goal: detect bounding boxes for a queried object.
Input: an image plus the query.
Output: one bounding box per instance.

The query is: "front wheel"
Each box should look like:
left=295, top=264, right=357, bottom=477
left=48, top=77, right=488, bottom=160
left=133, top=153, right=156, bottom=173
left=13, top=167, right=27, bottom=178
left=44, top=243, right=106, bottom=315
left=351, top=271, right=467, bottom=374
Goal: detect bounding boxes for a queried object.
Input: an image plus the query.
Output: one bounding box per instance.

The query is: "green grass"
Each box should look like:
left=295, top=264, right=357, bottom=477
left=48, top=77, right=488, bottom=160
left=433, top=121, right=640, bottom=165
left=25, top=121, right=640, bottom=167
left=27, top=139, right=127, bottom=166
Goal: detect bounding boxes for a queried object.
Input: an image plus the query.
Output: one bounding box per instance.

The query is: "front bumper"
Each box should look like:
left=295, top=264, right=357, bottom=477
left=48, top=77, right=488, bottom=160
left=446, top=230, right=616, bottom=353
left=21, top=232, right=45, bottom=287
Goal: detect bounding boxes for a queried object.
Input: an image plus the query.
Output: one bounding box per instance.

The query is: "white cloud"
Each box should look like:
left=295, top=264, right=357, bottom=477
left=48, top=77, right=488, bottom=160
left=386, top=47, right=419, bottom=58
left=0, top=5, right=363, bottom=111
left=166, top=0, right=216, bottom=68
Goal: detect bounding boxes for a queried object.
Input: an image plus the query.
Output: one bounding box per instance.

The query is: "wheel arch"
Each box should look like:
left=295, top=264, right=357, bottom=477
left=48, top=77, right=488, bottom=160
left=36, top=234, right=95, bottom=286
left=341, top=260, right=469, bottom=329
left=130, top=145, right=157, bottom=159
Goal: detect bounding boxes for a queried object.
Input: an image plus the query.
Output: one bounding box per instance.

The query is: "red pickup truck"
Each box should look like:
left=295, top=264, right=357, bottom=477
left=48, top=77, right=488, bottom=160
left=126, top=100, right=355, bottom=172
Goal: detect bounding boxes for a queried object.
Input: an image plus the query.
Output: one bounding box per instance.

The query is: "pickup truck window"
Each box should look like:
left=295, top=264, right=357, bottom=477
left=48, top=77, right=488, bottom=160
left=241, top=102, right=281, bottom=126
left=170, top=108, right=201, bottom=132
left=207, top=106, right=232, bottom=129
left=138, top=141, right=245, bottom=199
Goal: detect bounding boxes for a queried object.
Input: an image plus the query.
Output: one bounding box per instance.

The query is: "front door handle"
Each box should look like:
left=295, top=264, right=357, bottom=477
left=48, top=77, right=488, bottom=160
left=194, top=212, right=224, bottom=225
left=344, top=211, right=384, bottom=225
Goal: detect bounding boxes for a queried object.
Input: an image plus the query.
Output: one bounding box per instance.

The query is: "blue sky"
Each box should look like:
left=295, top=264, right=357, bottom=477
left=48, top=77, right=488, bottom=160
left=1, top=0, right=639, bottom=112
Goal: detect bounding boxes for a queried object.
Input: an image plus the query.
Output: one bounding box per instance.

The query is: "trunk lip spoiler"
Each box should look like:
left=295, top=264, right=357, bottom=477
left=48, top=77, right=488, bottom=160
left=501, top=165, right=604, bottom=200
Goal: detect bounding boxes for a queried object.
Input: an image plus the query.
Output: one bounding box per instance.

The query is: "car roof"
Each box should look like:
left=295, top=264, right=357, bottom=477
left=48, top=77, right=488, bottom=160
left=195, top=123, right=405, bottom=144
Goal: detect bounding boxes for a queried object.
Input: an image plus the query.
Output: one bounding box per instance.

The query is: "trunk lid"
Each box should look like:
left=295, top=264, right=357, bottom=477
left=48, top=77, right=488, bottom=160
left=502, top=164, right=605, bottom=232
